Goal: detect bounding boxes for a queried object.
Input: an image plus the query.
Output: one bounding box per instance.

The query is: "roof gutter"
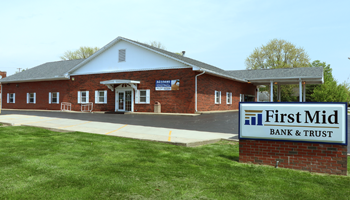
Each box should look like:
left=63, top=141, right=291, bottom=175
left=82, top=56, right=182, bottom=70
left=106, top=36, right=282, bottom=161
left=246, top=76, right=323, bottom=81
left=0, top=77, right=69, bottom=84
left=193, top=67, right=247, bottom=83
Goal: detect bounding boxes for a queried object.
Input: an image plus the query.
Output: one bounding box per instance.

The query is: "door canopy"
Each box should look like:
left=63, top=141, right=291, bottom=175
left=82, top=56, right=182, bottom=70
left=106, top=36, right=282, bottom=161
left=100, top=79, right=140, bottom=91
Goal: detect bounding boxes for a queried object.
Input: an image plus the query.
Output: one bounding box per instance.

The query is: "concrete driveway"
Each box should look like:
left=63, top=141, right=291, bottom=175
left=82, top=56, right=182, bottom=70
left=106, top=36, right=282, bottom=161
left=0, top=110, right=239, bottom=147
left=0, top=110, right=239, bottom=134
left=0, top=110, right=349, bottom=153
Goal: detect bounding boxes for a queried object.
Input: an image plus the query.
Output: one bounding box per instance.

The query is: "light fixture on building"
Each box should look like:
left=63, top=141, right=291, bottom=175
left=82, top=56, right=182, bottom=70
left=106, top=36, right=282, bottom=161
left=72, top=77, right=75, bottom=81
left=302, top=81, right=306, bottom=85
left=274, top=82, right=278, bottom=85
left=248, top=82, right=251, bottom=84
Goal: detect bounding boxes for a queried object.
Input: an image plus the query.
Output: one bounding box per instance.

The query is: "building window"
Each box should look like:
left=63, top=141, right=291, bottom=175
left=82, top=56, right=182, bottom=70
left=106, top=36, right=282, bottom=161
left=119, top=49, right=126, bottom=62
left=140, top=90, right=146, bottom=103
left=215, top=91, right=221, bottom=104
left=78, top=91, right=89, bottom=103
left=226, top=92, right=232, bottom=104
left=49, top=92, right=59, bottom=104
left=7, top=93, right=15, bottom=103
left=136, top=89, right=150, bottom=104
left=27, top=93, right=36, bottom=104
left=95, top=90, right=107, bottom=104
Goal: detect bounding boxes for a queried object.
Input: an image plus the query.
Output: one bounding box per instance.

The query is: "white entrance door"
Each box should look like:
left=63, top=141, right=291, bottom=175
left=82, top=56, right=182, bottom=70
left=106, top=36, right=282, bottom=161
left=116, top=90, right=133, bottom=112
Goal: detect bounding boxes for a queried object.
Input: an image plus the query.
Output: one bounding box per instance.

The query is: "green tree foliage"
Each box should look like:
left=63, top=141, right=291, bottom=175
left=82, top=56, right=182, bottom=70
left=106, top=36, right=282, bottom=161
left=246, top=39, right=310, bottom=101
left=272, top=85, right=297, bottom=102
left=60, top=46, right=100, bottom=60
left=308, top=60, right=350, bottom=102
left=245, top=39, right=310, bottom=69
left=147, top=41, right=166, bottom=50
left=15, top=68, right=28, bottom=74
left=147, top=41, right=183, bottom=55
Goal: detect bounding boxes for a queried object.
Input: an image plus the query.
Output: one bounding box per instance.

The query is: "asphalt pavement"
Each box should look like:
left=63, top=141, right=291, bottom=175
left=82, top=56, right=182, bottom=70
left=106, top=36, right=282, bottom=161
left=0, top=110, right=239, bottom=147
left=0, top=110, right=239, bottom=134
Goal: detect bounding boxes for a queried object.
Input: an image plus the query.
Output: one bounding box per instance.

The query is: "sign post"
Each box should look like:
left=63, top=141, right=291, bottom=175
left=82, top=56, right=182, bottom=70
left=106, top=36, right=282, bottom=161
left=239, top=102, right=348, bottom=175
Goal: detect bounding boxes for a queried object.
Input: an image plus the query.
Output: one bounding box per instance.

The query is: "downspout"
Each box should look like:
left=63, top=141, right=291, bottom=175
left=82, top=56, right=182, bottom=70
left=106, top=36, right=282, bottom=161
left=195, top=70, right=206, bottom=112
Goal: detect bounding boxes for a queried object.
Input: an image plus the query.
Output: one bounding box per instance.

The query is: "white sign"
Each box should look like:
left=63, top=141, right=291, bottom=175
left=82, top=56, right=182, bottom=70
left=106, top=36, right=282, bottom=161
left=239, top=103, right=348, bottom=145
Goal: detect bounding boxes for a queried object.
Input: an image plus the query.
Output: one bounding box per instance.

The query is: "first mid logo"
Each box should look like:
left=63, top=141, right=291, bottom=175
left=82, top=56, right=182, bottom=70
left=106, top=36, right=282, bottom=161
left=244, top=110, right=263, bottom=126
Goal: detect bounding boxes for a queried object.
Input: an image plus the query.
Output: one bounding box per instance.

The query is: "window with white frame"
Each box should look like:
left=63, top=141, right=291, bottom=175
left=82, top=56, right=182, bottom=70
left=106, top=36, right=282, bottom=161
left=7, top=93, right=15, bottom=103
left=78, top=91, right=89, bottom=103
left=27, top=93, right=36, bottom=104
left=95, top=90, right=107, bottom=104
left=226, top=92, right=232, bottom=104
left=135, top=89, right=150, bottom=104
left=215, top=90, right=221, bottom=104
left=140, top=90, right=146, bottom=103
left=119, top=49, right=126, bottom=62
left=49, top=92, right=59, bottom=104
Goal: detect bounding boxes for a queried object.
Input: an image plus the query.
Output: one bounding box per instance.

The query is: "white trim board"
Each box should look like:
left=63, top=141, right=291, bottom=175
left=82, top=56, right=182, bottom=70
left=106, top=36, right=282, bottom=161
left=71, top=66, right=190, bottom=76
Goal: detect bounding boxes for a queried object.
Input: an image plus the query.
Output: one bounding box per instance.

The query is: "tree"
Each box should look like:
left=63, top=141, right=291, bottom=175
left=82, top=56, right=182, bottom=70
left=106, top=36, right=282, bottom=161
left=147, top=41, right=184, bottom=55
left=147, top=41, right=166, bottom=50
left=245, top=39, right=310, bottom=69
left=60, top=46, right=100, bottom=60
left=246, top=39, right=311, bottom=101
left=15, top=68, right=28, bottom=74
left=308, top=60, right=350, bottom=102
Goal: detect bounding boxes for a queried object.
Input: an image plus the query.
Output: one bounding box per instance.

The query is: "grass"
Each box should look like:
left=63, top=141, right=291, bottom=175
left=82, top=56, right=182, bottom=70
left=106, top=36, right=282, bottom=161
left=0, top=126, right=349, bottom=199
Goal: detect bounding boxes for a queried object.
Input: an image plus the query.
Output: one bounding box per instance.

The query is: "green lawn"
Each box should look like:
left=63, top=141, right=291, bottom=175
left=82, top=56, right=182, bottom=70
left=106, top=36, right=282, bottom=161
left=0, top=126, right=349, bottom=199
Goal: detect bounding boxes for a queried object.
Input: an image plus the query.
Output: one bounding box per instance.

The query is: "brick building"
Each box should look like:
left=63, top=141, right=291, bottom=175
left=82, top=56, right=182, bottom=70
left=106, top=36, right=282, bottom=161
left=0, top=37, right=323, bottom=113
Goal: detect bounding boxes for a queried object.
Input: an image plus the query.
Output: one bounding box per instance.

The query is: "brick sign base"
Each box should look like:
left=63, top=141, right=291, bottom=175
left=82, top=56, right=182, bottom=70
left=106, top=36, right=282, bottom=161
left=239, top=140, right=348, bottom=176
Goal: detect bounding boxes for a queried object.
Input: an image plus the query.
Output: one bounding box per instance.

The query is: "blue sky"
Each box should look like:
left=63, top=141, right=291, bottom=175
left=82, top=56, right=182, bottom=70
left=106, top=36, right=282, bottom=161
left=1, top=0, right=349, bottom=83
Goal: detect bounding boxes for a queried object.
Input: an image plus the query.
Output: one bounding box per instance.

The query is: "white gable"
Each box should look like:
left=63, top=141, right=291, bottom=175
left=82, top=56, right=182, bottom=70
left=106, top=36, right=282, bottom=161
left=71, top=40, right=188, bottom=75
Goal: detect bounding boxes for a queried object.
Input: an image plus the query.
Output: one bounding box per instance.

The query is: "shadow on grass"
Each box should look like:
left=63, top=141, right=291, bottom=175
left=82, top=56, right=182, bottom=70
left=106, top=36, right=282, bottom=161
left=219, top=154, right=239, bottom=162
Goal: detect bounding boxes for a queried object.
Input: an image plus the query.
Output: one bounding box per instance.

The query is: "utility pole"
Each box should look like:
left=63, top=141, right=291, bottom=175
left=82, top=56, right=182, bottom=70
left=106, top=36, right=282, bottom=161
left=17, top=68, right=21, bottom=72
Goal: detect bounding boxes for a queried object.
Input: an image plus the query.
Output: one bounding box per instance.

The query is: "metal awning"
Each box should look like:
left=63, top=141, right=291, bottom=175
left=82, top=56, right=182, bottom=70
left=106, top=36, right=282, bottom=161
left=226, top=67, right=325, bottom=103
left=100, top=79, right=140, bottom=91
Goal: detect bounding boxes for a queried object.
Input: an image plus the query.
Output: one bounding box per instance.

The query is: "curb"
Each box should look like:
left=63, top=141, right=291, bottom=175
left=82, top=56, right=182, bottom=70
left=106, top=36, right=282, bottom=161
left=196, top=110, right=239, bottom=114
left=124, top=112, right=200, bottom=116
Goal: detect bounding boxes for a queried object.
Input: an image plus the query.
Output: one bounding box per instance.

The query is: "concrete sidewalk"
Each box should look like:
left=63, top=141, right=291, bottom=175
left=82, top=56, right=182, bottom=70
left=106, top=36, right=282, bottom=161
left=0, top=114, right=237, bottom=147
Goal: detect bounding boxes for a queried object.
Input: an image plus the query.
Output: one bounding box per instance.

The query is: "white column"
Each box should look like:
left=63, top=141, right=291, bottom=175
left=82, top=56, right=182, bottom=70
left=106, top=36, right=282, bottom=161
left=303, top=83, right=306, bottom=102
left=257, top=86, right=260, bottom=102
left=270, top=81, right=273, bottom=102
left=278, top=84, right=281, bottom=102
left=299, top=79, right=302, bottom=102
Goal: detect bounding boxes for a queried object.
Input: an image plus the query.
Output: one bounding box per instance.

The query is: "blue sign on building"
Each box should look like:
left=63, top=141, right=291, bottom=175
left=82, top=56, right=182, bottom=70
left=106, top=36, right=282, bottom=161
left=155, top=80, right=180, bottom=91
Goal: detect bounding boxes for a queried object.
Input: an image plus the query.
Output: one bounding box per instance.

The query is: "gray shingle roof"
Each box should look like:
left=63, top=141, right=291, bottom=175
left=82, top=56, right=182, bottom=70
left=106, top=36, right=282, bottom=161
left=0, top=59, right=85, bottom=83
left=0, top=36, right=324, bottom=84
left=226, top=67, right=324, bottom=80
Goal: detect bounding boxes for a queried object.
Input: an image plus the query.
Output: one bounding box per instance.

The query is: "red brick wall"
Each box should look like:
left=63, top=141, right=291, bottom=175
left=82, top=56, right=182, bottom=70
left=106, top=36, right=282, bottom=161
left=2, top=68, right=197, bottom=113
left=2, top=80, right=70, bottom=110
left=0, top=71, right=7, bottom=95
left=239, top=139, right=348, bottom=176
left=68, top=68, right=196, bottom=113
left=197, top=73, right=256, bottom=111
left=2, top=69, right=257, bottom=113
left=0, top=71, right=7, bottom=79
